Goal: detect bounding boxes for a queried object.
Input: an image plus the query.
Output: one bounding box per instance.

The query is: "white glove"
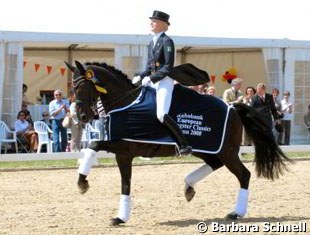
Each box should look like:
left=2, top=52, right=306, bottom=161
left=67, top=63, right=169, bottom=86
left=132, top=76, right=141, bottom=84
left=142, top=76, right=151, bottom=86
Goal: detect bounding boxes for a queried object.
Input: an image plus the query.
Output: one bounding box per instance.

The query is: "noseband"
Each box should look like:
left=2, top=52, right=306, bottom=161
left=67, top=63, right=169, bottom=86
left=73, top=75, right=100, bottom=111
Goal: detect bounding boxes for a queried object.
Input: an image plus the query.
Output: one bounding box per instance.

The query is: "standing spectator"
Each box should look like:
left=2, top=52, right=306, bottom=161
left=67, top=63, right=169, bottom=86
left=14, top=111, right=38, bottom=153
left=304, top=104, right=310, bottom=135
left=222, top=78, right=244, bottom=104
left=49, top=89, right=70, bottom=152
left=279, top=91, right=293, bottom=145
left=204, top=86, right=217, bottom=96
left=251, top=83, right=280, bottom=131
left=242, top=86, right=256, bottom=145
left=272, top=88, right=283, bottom=143
left=69, top=89, right=83, bottom=152
left=22, top=84, right=33, bottom=106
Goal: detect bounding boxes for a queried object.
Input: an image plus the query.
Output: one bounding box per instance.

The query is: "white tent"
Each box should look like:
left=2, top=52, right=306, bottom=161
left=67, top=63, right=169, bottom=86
left=1, top=30, right=310, bottom=143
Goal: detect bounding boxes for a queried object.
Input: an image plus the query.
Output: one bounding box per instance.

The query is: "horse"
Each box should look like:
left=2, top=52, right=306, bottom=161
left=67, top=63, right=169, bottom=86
left=66, top=61, right=291, bottom=226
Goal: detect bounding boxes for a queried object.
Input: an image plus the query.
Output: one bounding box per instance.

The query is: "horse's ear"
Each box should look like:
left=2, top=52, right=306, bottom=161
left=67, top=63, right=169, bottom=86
left=75, top=60, right=86, bottom=75
left=64, top=61, right=76, bottom=72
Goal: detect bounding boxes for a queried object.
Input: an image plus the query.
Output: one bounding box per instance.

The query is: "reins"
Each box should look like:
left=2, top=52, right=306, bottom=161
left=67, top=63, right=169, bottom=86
left=73, top=75, right=142, bottom=112
left=101, top=85, right=142, bottom=112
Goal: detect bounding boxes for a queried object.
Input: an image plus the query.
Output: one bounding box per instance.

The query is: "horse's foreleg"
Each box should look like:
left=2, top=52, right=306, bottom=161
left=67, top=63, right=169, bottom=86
left=184, top=164, right=213, bottom=202
left=221, top=147, right=251, bottom=220
left=111, top=154, right=133, bottom=226
left=77, top=148, right=98, bottom=194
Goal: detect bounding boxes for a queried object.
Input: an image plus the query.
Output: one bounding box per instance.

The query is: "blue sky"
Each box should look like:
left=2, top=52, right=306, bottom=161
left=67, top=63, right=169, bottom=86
left=1, top=0, right=309, bottom=40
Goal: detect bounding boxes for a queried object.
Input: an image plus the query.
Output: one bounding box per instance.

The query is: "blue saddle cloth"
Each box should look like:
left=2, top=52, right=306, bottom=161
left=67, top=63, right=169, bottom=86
left=106, top=84, right=231, bottom=154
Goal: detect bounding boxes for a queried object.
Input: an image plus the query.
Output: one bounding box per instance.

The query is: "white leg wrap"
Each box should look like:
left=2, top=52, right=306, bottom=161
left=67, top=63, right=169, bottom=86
left=235, top=188, right=249, bottom=217
left=78, top=149, right=97, bottom=175
left=117, top=194, right=131, bottom=222
left=184, top=164, right=213, bottom=187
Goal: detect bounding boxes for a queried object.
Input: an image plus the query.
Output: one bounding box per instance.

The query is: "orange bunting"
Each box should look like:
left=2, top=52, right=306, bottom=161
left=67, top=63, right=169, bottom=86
left=34, top=63, right=40, bottom=72
left=60, top=68, right=66, bottom=76
left=210, top=75, right=216, bottom=84
left=46, top=65, right=52, bottom=74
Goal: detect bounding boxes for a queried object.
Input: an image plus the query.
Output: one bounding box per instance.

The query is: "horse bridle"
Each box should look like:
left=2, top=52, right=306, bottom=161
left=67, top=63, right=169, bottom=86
left=73, top=74, right=142, bottom=113
left=73, top=75, right=102, bottom=112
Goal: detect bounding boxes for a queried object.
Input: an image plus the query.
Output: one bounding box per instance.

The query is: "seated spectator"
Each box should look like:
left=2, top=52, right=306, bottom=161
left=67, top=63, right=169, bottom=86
left=14, top=111, right=38, bottom=153
left=40, top=111, right=52, bottom=129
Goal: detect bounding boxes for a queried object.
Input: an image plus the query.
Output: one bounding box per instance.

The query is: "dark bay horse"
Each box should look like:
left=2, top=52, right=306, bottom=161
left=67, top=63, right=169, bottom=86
left=66, top=61, right=290, bottom=226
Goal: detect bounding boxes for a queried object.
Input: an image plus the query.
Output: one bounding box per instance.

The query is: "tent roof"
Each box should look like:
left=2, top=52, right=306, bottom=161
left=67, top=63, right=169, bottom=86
left=1, top=30, right=310, bottom=51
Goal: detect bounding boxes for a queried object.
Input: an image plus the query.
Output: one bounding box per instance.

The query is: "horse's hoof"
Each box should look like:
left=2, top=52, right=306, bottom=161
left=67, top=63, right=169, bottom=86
left=185, top=185, right=196, bottom=202
left=110, top=217, right=125, bottom=226
left=77, top=180, right=89, bottom=194
left=225, top=212, right=241, bottom=220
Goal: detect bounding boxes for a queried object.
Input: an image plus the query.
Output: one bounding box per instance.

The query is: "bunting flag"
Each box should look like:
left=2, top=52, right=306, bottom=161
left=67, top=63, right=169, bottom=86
left=23, top=61, right=27, bottom=68
left=211, top=75, right=216, bottom=84
left=46, top=65, right=52, bottom=74
left=60, top=68, right=66, bottom=76
left=34, top=63, right=40, bottom=72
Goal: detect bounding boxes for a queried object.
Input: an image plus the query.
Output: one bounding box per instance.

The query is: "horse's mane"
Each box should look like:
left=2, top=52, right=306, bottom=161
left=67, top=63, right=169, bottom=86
left=85, top=62, right=132, bottom=85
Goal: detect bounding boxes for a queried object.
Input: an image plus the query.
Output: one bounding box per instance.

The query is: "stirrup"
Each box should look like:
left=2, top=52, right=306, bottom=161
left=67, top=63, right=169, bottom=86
left=179, top=146, right=192, bottom=156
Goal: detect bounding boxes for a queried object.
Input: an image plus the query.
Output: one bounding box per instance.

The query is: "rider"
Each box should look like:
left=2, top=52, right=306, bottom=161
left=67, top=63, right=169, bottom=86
left=132, top=10, right=192, bottom=155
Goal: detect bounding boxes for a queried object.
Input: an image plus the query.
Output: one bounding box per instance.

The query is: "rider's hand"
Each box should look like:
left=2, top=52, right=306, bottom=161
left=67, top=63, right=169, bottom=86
left=142, top=77, right=151, bottom=86
left=132, top=76, right=141, bottom=84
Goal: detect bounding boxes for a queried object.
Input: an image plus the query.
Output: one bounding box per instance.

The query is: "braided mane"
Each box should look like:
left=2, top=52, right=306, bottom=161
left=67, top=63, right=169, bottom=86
left=85, top=62, right=132, bottom=85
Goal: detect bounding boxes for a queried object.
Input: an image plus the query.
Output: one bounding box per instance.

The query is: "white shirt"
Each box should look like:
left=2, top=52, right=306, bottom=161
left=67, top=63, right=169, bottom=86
left=14, top=119, right=29, bottom=133
left=281, top=99, right=293, bottom=120
left=152, top=32, right=164, bottom=48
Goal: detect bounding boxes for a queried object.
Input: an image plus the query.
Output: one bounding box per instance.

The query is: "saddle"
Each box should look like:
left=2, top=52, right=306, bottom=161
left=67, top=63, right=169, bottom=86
left=106, top=84, right=231, bottom=154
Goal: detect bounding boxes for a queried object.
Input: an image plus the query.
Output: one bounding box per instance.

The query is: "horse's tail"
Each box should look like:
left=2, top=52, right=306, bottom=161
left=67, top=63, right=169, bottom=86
left=234, top=103, right=292, bottom=180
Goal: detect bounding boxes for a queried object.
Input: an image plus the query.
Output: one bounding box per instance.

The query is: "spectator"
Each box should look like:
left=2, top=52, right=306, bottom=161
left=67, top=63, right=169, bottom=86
left=21, top=103, right=34, bottom=127
left=242, top=86, right=256, bottom=145
left=272, top=88, right=283, bottom=143
left=222, top=78, right=244, bottom=104
left=14, top=110, right=38, bottom=153
left=49, top=89, right=70, bottom=152
left=69, top=89, right=83, bottom=152
left=304, top=104, right=310, bottom=133
left=204, top=86, right=216, bottom=96
left=22, top=84, right=33, bottom=106
left=279, top=91, right=293, bottom=145
left=40, top=111, right=52, bottom=129
left=251, top=83, right=280, bottom=130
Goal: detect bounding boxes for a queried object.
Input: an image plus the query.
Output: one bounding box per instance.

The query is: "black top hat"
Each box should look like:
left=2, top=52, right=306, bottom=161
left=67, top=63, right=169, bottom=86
left=149, top=10, right=170, bottom=25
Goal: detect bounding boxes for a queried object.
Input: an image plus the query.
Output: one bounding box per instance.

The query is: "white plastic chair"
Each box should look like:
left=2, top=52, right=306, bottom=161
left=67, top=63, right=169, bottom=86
left=34, top=121, right=53, bottom=153
left=0, top=120, right=18, bottom=153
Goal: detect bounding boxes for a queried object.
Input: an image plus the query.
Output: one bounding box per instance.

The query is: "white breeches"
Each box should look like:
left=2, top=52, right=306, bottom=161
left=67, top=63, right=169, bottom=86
left=149, top=76, right=174, bottom=123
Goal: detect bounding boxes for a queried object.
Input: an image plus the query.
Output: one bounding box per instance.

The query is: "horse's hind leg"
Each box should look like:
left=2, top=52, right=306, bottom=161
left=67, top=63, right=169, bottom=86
left=219, top=146, right=251, bottom=220
left=111, top=154, right=134, bottom=226
left=184, top=154, right=223, bottom=202
left=77, top=149, right=98, bottom=194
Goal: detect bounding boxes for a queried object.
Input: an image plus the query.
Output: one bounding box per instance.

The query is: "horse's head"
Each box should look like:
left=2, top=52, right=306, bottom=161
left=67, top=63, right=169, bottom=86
left=65, top=61, right=106, bottom=123
left=66, top=60, right=137, bottom=123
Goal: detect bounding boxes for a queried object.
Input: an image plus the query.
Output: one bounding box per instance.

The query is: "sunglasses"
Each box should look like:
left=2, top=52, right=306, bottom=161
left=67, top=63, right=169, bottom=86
left=43, top=114, right=49, bottom=116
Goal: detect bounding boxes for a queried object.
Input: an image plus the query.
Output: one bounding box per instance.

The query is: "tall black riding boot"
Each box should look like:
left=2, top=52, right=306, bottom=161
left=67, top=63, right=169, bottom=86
left=163, top=114, right=192, bottom=155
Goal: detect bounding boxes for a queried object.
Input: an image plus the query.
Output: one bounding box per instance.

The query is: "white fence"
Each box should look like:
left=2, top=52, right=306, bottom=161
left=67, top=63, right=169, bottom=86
left=0, top=145, right=310, bottom=162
